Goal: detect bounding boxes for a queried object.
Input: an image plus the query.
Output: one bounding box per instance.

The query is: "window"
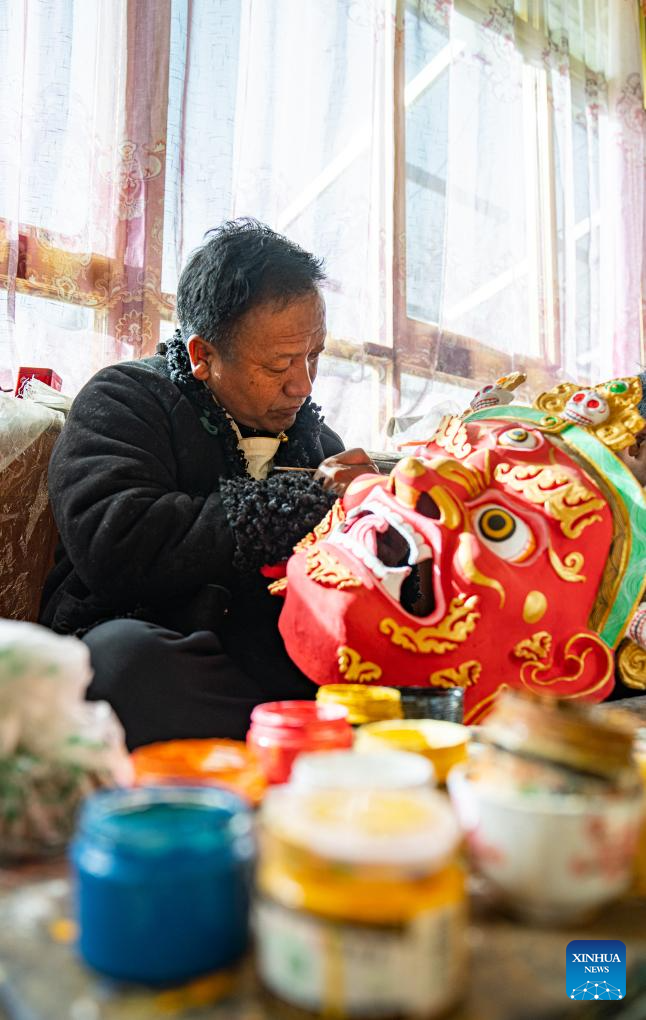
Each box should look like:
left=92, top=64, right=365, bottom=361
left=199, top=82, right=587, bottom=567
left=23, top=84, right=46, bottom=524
left=2, top=0, right=643, bottom=446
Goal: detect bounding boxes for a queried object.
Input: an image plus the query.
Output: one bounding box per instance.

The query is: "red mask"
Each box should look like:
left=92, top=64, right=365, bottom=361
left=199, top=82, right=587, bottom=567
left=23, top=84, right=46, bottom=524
left=278, top=381, right=646, bottom=723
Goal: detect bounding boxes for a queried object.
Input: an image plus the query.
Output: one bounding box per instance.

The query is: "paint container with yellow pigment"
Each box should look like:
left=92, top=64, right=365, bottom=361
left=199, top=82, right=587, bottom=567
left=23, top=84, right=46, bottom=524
left=255, top=786, right=466, bottom=1018
left=355, top=719, right=469, bottom=785
left=316, top=684, right=403, bottom=726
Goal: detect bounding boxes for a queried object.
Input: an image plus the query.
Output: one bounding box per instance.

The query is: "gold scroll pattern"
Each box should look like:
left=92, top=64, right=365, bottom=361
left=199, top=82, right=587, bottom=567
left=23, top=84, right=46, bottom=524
left=494, top=463, right=605, bottom=539
left=337, top=646, right=383, bottom=683
left=305, top=547, right=362, bottom=591
left=429, top=660, right=481, bottom=689
left=380, top=594, right=480, bottom=654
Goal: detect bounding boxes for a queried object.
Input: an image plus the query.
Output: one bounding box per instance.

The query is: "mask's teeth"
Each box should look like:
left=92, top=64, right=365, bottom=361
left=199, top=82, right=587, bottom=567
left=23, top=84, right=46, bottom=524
left=382, top=569, right=409, bottom=602
left=414, top=543, right=432, bottom=563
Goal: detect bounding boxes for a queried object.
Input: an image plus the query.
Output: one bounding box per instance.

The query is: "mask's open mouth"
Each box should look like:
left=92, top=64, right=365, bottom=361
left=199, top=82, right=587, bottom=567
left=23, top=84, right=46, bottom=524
left=326, top=498, right=439, bottom=617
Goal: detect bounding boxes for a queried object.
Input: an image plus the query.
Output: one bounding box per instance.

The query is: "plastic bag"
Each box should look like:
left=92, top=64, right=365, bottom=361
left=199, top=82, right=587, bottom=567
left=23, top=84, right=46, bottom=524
left=0, top=619, right=132, bottom=860
left=391, top=399, right=463, bottom=449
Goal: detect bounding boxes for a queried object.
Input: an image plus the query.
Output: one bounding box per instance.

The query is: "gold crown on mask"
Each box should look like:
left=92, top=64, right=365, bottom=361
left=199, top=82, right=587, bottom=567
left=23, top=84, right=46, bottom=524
left=533, top=376, right=646, bottom=451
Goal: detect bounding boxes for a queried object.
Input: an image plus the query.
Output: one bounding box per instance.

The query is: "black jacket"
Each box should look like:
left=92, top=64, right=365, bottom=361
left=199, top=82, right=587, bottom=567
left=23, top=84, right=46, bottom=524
left=40, top=356, right=343, bottom=678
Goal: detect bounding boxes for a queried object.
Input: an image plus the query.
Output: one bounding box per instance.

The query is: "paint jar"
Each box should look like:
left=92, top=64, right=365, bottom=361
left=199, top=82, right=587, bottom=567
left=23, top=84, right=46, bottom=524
left=255, top=786, right=466, bottom=1018
left=398, top=686, right=464, bottom=723
left=247, top=701, right=353, bottom=785
left=316, top=684, right=403, bottom=726
left=71, top=786, right=254, bottom=984
left=355, top=719, right=469, bottom=784
left=131, top=738, right=267, bottom=806
left=448, top=691, right=643, bottom=924
left=290, top=749, right=435, bottom=792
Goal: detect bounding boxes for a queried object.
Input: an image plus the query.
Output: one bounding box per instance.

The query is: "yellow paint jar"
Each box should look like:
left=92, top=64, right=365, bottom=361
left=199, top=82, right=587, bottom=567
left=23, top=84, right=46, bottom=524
left=255, top=786, right=466, bottom=1018
left=355, top=719, right=469, bottom=784
left=316, top=684, right=403, bottom=726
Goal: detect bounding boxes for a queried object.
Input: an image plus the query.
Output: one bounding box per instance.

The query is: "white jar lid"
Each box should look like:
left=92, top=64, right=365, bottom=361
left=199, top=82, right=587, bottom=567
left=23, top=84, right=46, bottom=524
left=261, top=786, right=460, bottom=870
left=290, top=749, right=435, bottom=792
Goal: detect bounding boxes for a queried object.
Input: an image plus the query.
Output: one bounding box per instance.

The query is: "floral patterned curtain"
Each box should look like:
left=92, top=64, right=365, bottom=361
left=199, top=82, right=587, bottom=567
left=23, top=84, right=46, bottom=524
left=0, top=0, right=172, bottom=394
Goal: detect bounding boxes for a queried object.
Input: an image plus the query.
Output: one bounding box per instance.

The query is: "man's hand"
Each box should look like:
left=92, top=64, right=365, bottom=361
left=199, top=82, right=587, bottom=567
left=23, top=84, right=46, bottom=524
left=315, top=448, right=379, bottom=496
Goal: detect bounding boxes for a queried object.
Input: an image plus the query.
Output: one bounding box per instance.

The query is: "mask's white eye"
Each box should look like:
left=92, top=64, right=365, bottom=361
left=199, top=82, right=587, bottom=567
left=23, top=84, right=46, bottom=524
left=498, top=427, right=540, bottom=450
left=474, top=505, right=535, bottom=562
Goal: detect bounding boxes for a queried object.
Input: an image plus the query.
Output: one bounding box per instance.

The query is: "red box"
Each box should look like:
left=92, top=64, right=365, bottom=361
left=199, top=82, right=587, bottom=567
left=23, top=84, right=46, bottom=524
left=15, top=367, right=63, bottom=398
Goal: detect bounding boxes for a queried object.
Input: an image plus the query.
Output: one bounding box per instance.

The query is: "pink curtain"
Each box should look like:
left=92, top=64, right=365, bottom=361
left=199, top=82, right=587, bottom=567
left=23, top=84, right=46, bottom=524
left=0, top=0, right=172, bottom=394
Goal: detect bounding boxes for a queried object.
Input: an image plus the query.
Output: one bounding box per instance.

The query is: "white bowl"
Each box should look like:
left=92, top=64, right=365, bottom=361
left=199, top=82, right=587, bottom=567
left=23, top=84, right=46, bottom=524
left=447, top=762, right=643, bottom=924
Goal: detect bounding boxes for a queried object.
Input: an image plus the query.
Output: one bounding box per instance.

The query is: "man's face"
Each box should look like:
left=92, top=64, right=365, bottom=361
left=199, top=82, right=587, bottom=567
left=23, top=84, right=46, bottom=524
left=202, top=291, right=326, bottom=432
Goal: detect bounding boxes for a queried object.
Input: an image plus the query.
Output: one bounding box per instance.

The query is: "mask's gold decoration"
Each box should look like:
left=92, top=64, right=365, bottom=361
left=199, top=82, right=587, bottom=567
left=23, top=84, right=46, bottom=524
left=429, top=485, right=463, bottom=530
left=268, top=576, right=288, bottom=596
left=534, top=377, right=646, bottom=451
left=494, top=462, right=605, bottom=539
left=429, top=660, right=481, bottom=689
left=514, top=631, right=552, bottom=662
left=337, top=645, right=383, bottom=683
left=517, top=632, right=613, bottom=697
left=457, top=533, right=506, bottom=607
left=430, top=456, right=487, bottom=500
left=617, top=640, right=646, bottom=690
left=523, top=591, right=547, bottom=624
left=429, top=415, right=472, bottom=459
left=305, top=547, right=363, bottom=590
left=295, top=500, right=346, bottom=552
left=380, top=594, right=480, bottom=654
left=397, top=456, right=427, bottom=478
left=548, top=547, right=586, bottom=583
left=392, top=477, right=421, bottom=510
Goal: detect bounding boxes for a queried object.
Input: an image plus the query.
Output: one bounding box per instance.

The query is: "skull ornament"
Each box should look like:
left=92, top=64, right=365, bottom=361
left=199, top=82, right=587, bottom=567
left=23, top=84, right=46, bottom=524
left=564, top=390, right=610, bottom=427
left=469, top=372, right=526, bottom=413
left=470, top=383, right=513, bottom=412
left=277, top=379, right=646, bottom=723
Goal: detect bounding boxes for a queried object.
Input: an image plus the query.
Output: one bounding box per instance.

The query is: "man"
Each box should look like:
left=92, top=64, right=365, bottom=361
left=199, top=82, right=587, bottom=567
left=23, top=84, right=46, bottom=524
left=40, top=219, right=377, bottom=748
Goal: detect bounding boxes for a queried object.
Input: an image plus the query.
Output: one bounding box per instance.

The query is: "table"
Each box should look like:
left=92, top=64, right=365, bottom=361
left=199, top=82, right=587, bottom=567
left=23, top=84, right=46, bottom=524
left=2, top=698, right=646, bottom=1020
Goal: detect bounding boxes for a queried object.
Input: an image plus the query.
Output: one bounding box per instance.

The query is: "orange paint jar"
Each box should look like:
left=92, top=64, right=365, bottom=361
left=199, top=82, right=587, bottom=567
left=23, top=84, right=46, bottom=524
left=131, top=739, right=267, bottom=806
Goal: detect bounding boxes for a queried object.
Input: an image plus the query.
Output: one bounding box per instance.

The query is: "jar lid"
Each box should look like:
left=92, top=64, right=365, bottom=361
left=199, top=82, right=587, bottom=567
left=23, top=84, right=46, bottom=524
left=355, top=719, right=469, bottom=783
left=261, top=786, right=460, bottom=869
left=250, top=700, right=349, bottom=731
left=317, top=685, right=403, bottom=725
left=131, top=739, right=267, bottom=806
left=290, top=749, right=435, bottom=791
left=482, top=691, right=639, bottom=781
left=78, top=786, right=253, bottom=858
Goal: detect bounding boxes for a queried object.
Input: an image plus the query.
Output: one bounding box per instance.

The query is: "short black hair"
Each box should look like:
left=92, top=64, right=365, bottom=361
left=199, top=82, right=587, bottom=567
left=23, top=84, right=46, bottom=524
left=176, top=218, right=325, bottom=354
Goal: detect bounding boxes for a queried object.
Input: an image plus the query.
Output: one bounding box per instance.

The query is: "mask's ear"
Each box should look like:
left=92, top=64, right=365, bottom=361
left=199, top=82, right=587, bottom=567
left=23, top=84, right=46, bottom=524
left=617, top=640, right=646, bottom=689
left=513, top=629, right=614, bottom=701
left=617, top=600, right=646, bottom=689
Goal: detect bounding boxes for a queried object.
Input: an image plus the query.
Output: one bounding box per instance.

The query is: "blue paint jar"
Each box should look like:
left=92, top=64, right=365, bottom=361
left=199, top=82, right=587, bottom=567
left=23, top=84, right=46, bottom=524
left=70, top=786, right=254, bottom=984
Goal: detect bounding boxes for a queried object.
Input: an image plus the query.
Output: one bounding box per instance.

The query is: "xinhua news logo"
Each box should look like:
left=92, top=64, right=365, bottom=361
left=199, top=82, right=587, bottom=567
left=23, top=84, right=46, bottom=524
left=566, top=940, right=626, bottom=1001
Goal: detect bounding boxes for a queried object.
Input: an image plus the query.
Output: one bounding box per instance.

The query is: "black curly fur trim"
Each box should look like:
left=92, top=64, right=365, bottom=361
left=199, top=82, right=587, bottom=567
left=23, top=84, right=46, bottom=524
left=220, top=473, right=337, bottom=573
left=165, top=329, right=326, bottom=475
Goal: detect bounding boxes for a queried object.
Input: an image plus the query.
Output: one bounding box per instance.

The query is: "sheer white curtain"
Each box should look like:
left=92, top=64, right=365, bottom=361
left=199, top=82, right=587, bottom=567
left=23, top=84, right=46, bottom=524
left=162, top=0, right=395, bottom=446
left=406, top=0, right=645, bottom=423
left=1, top=0, right=644, bottom=447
